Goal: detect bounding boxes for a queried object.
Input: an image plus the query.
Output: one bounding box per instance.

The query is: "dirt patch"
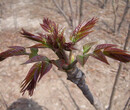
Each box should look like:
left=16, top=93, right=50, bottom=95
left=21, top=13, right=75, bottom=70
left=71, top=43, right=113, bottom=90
left=0, top=0, right=130, bottom=110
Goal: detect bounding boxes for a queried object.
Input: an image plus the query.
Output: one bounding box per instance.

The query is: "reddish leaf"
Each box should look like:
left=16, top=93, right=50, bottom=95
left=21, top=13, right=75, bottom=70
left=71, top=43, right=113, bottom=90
left=63, top=42, right=76, bottom=51
left=92, top=50, right=109, bottom=64
left=21, top=18, right=75, bottom=51
left=74, top=31, right=93, bottom=43
left=21, top=61, right=52, bottom=96
left=40, top=18, right=58, bottom=34
left=22, top=55, right=49, bottom=64
left=38, top=61, right=52, bottom=81
left=28, top=43, right=48, bottom=48
left=21, top=29, right=43, bottom=42
left=0, top=46, right=27, bottom=61
left=94, top=44, right=117, bottom=51
left=103, top=47, right=130, bottom=62
left=70, top=18, right=98, bottom=43
left=76, top=55, right=89, bottom=66
left=40, top=18, right=69, bottom=50
left=51, top=59, right=65, bottom=70
left=20, top=63, right=41, bottom=96
left=104, top=47, right=127, bottom=54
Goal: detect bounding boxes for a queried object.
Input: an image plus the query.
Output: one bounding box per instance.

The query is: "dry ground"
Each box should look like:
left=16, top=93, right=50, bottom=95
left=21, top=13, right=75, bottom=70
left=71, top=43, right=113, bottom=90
left=0, top=0, right=130, bottom=110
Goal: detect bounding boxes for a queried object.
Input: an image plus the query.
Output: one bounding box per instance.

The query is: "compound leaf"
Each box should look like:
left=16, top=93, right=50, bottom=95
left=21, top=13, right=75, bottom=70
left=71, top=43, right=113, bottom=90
left=70, top=18, right=98, bottom=43
left=0, top=46, right=27, bottom=61
left=103, top=47, right=130, bottom=62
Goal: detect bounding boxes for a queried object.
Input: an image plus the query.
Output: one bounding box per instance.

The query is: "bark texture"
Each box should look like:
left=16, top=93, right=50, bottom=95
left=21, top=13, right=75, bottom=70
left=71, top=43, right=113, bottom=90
left=66, top=66, right=104, bottom=110
left=67, top=67, right=94, bottom=104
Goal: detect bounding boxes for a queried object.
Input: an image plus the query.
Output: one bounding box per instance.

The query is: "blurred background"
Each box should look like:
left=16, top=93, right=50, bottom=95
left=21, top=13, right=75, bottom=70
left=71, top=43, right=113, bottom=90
left=0, top=0, right=129, bottom=110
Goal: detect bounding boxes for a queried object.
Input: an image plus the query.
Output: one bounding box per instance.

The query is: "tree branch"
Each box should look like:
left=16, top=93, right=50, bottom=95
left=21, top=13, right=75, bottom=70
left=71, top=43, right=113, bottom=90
left=123, top=24, right=130, bottom=50
left=60, top=0, right=64, bottom=10
left=68, top=0, right=74, bottom=29
left=107, top=24, right=130, bottom=110
left=52, top=0, right=71, bottom=26
left=75, top=0, right=78, bottom=20
left=101, top=0, right=108, bottom=9
left=66, top=67, right=104, bottom=110
left=123, top=97, right=130, bottom=110
left=117, top=0, right=129, bottom=32
left=112, top=0, right=119, bottom=33
left=78, top=0, right=83, bottom=24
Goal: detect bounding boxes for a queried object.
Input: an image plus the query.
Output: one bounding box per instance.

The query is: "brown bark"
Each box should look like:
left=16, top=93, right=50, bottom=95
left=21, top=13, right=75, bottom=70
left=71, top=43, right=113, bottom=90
left=117, top=0, right=129, bottom=32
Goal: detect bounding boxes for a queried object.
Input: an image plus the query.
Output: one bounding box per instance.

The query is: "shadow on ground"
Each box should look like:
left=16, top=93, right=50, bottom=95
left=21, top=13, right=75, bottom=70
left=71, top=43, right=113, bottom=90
left=7, top=98, right=48, bottom=110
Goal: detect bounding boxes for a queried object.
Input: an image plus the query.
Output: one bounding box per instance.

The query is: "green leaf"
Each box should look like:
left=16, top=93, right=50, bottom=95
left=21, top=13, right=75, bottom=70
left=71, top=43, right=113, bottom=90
left=29, top=48, right=38, bottom=58
left=76, top=55, right=89, bottom=66
left=83, top=42, right=97, bottom=54
left=70, top=54, right=75, bottom=63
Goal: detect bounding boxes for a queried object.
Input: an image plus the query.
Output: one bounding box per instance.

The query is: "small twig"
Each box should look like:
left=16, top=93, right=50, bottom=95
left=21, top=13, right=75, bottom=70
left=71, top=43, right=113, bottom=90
left=101, top=20, right=114, bottom=33
left=123, top=97, right=130, bottom=110
left=101, top=0, right=108, bottom=8
left=123, top=24, right=130, bottom=51
left=117, top=0, right=129, bottom=32
left=75, top=0, right=78, bottom=19
left=60, top=0, right=64, bottom=10
left=53, top=68, right=80, bottom=110
left=112, top=0, right=119, bottom=33
left=74, top=0, right=78, bottom=28
left=68, top=0, right=74, bottom=29
left=52, top=0, right=71, bottom=26
left=97, top=0, right=104, bottom=8
left=107, top=62, right=123, bottom=110
left=107, top=23, right=130, bottom=110
left=78, top=0, right=83, bottom=24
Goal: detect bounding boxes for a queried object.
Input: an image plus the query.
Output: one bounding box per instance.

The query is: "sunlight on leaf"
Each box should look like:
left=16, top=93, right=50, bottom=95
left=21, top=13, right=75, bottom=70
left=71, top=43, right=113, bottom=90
left=83, top=42, right=97, bottom=55
left=70, top=18, right=98, bottom=43
left=76, top=55, right=89, bottom=66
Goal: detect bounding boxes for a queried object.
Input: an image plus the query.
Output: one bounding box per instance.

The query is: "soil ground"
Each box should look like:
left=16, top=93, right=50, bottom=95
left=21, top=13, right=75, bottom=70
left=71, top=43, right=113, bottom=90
left=0, top=0, right=130, bottom=110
